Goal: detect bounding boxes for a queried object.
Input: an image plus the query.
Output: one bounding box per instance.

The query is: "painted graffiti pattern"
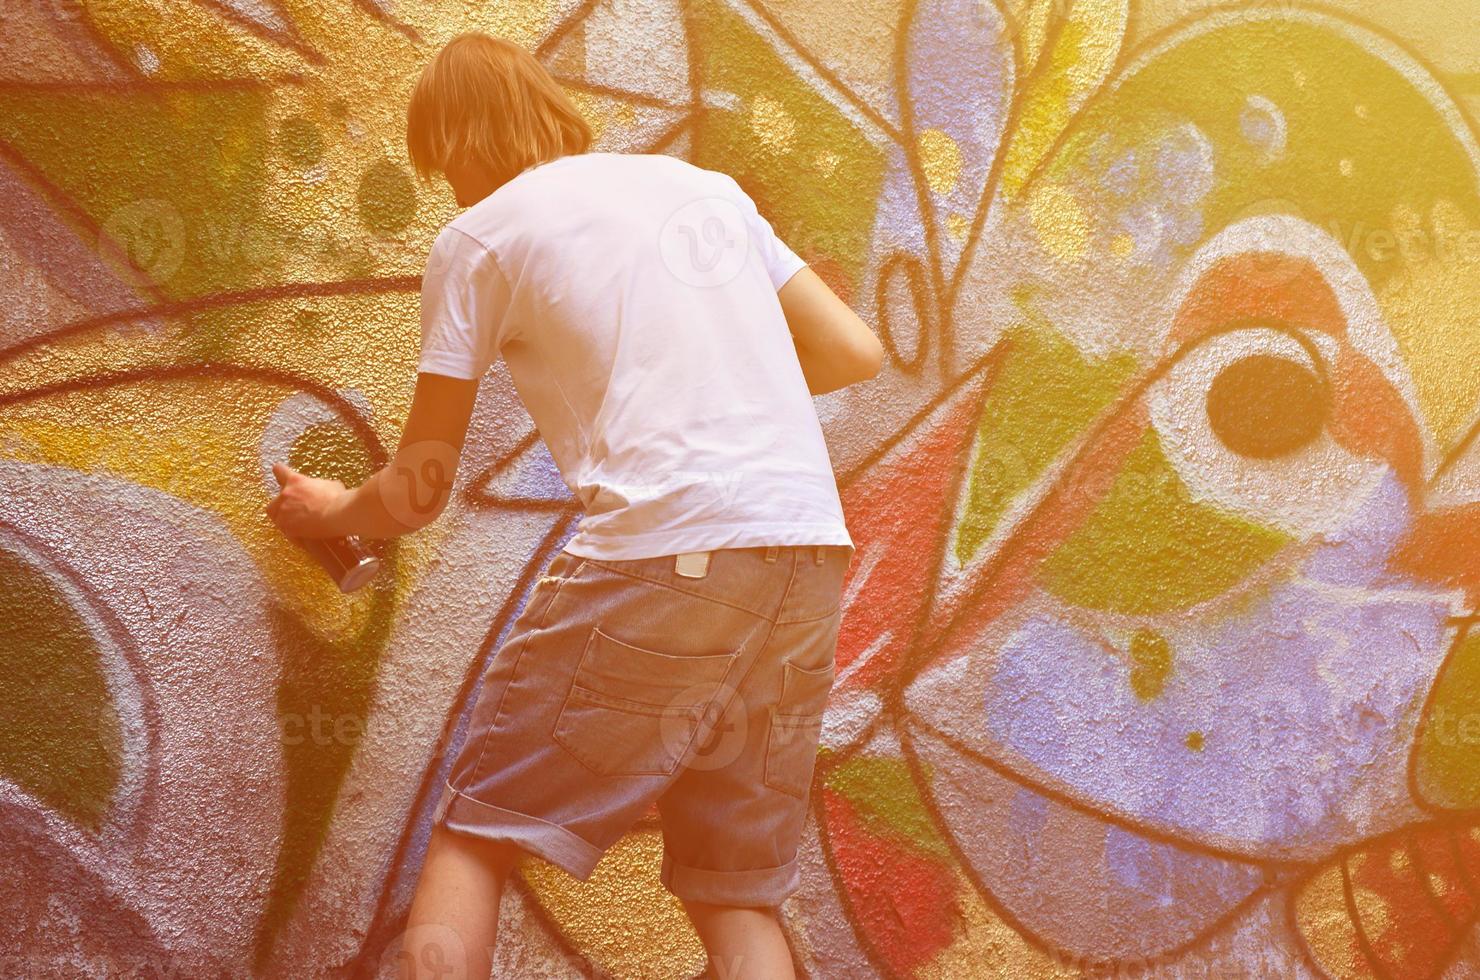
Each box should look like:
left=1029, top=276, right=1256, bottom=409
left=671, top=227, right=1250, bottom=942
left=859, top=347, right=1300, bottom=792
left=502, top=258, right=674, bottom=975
left=3, top=0, right=1480, bottom=976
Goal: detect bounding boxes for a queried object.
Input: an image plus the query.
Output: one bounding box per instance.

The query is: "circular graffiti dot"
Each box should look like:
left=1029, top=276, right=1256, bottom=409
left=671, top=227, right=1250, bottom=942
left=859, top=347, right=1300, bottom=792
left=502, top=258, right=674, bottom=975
left=276, top=115, right=324, bottom=169
left=1240, top=95, right=1287, bottom=163
left=289, top=421, right=374, bottom=486
left=356, top=158, right=417, bottom=236
left=748, top=94, right=797, bottom=154
left=1206, top=353, right=1327, bottom=460
left=917, top=128, right=963, bottom=196
left=1128, top=629, right=1172, bottom=702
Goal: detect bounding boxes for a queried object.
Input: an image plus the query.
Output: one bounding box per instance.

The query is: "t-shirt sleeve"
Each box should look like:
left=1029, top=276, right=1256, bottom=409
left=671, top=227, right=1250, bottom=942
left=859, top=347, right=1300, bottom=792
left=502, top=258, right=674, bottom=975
left=727, top=176, right=808, bottom=290
left=417, top=226, right=512, bottom=380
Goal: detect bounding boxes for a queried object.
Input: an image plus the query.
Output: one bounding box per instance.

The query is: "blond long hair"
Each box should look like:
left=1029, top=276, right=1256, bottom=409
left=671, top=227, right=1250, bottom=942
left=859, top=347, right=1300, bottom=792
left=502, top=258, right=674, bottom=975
left=406, top=32, right=592, bottom=186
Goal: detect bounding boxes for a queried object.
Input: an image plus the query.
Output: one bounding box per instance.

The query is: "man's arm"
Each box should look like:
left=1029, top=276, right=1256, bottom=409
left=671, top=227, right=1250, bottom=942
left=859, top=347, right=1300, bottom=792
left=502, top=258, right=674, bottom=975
left=268, top=372, right=480, bottom=540
left=778, top=267, right=885, bottom=396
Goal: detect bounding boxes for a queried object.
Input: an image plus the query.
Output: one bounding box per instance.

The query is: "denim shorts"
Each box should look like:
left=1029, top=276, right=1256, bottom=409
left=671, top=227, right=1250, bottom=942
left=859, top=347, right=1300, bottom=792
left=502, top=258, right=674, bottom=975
left=432, top=542, right=854, bottom=907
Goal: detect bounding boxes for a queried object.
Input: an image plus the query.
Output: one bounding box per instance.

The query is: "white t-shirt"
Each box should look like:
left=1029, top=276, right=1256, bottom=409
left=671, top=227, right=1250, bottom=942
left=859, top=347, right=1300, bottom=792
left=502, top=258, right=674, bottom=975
left=417, top=152, right=854, bottom=560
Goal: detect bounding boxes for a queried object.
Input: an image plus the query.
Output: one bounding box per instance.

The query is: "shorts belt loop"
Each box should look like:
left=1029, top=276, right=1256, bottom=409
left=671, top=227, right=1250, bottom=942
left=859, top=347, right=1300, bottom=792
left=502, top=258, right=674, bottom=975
left=813, top=545, right=826, bottom=564
left=764, top=545, right=779, bottom=563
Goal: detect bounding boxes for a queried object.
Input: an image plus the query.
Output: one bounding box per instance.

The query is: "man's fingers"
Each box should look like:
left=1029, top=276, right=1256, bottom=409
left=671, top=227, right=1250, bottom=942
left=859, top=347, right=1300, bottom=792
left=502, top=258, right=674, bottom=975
left=271, top=461, right=297, bottom=487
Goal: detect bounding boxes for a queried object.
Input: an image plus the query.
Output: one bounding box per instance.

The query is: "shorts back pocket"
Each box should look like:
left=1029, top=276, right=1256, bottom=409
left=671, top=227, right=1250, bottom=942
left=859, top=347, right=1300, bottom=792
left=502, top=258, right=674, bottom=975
left=554, top=625, right=740, bottom=777
left=763, top=658, right=835, bottom=799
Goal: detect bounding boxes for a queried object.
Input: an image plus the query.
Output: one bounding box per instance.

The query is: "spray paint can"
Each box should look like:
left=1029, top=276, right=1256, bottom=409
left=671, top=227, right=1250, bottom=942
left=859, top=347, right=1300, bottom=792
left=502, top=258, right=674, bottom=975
left=264, top=455, right=381, bottom=593
left=298, top=534, right=381, bottom=593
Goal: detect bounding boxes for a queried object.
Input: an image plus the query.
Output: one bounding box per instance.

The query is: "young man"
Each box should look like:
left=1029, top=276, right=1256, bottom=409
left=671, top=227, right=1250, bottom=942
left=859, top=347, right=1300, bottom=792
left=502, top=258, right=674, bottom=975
left=267, top=31, right=882, bottom=980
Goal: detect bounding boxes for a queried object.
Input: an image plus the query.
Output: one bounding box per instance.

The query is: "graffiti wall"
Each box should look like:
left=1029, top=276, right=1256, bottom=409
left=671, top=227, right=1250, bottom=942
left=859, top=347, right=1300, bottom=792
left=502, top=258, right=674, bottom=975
left=4, top=0, right=1480, bottom=976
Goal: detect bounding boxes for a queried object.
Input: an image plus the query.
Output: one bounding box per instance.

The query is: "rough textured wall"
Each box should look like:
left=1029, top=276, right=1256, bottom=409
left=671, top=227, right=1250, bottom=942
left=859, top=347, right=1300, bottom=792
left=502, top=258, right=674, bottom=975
left=4, top=0, right=1480, bottom=977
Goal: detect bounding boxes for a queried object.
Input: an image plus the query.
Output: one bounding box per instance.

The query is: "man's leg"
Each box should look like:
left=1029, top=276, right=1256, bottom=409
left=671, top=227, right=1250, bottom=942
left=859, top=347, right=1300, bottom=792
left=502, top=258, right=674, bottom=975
left=679, top=899, right=795, bottom=980
left=397, top=824, right=524, bottom=980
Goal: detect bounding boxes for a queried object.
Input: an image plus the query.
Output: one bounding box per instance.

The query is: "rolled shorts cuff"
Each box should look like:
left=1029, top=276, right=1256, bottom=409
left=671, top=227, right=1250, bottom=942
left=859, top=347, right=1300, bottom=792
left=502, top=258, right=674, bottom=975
left=435, top=781, right=603, bottom=880
left=659, top=850, right=801, bottom=907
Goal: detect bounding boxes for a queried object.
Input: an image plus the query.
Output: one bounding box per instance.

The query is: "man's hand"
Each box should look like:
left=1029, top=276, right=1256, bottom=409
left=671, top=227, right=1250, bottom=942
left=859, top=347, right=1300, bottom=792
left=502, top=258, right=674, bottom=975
left=265, top=373, right=481, bottom=542
left=266, top=462, right=350, bottom=539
